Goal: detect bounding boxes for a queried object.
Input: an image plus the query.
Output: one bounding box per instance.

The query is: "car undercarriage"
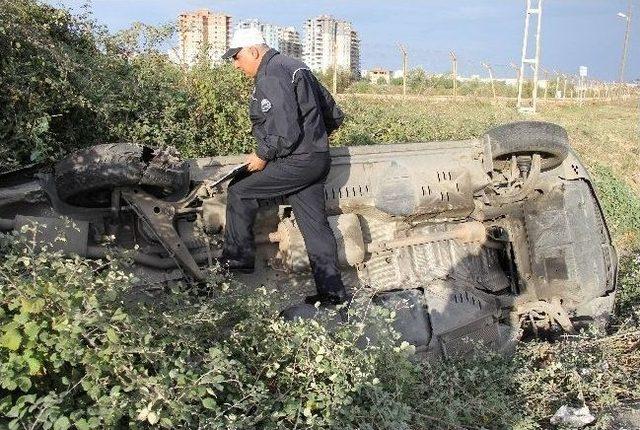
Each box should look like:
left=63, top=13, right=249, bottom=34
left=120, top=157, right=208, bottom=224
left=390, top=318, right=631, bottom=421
left=0, top=121, right=618, bottom=358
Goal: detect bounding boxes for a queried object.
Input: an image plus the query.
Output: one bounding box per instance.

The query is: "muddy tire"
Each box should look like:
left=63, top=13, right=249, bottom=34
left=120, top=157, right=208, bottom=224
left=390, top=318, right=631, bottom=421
left=54, top=143, right=188, bottom=207
left=485, top=121, right=570, bottom=171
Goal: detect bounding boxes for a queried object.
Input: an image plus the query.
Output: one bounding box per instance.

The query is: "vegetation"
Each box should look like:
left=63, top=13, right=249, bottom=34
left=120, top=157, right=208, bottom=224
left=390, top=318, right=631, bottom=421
left=0, top=227, right=417, bottom=429
left=315, top=67, right=356, bottom=94
left=0, top=0, right=252, bottom=170
left=1, top=229, right=638, bottom=429
left=343, top=66, right=580, bottom=98
left=333, top=96, right=519, bottom=146
left=1, top=0, right=639, bottom=428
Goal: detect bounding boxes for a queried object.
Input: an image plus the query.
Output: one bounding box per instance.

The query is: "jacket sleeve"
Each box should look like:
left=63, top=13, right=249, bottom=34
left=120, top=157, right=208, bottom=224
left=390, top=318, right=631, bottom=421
left=315, top=77, right=345, bottom=135
left=253, top=76, right=302, bottom=161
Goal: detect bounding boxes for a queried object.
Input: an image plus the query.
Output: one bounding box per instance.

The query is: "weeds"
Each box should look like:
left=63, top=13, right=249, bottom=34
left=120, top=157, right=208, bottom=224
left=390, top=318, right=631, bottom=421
left=0, top=230, right=418, bottom=429
left=591, top=165, right=640, bottom=250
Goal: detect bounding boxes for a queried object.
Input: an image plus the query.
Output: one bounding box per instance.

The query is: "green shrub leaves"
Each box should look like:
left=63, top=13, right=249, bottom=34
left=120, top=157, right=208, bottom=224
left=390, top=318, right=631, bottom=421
left=0, top=231, right=417, bottom=429
left=0, top=0, right=254, bottom=171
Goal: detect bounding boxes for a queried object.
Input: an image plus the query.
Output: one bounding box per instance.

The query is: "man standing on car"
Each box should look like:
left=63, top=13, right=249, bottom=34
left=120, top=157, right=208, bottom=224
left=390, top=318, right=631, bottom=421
left=219, top=28, right=348, bottom=306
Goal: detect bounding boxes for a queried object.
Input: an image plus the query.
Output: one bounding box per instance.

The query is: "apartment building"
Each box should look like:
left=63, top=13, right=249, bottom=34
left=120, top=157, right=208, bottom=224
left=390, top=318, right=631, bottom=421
left=235, top=19, right=302, bottom=59
left=279, top=27, right=303, bottom=59
left=368, top=68, right=391, bottom=84
left=302, top=15, right=360, bottom=76
left=178, top=9, right=231, bottom=66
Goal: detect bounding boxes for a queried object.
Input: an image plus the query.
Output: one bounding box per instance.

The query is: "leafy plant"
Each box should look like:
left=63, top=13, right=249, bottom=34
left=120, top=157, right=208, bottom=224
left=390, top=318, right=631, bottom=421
left=616, top=254, right=640, bottom=323
left=0, top=227, right=418, bottom=429
left=0, top=0, right=254, bottom=171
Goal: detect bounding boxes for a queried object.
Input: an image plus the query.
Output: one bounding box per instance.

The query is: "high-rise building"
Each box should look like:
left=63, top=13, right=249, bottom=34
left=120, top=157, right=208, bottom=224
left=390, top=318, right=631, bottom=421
left=178, top=9, right=231, bottom=66
left=235, top=19, right=302, bottom=60
left=280, top=26, right=303, bottom=59
left=302, top=15, right=360, bottom=76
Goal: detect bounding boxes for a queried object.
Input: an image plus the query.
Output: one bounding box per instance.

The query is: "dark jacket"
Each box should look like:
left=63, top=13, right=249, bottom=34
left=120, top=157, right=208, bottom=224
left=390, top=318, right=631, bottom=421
left=250, top=49, right=344, bottom=161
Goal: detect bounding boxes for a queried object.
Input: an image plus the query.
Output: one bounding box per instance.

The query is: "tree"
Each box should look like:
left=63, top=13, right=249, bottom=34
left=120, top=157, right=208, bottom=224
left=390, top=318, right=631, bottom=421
left=0, top=0, right=254, bottom=170
left=315, top=67, right=355, bottom=93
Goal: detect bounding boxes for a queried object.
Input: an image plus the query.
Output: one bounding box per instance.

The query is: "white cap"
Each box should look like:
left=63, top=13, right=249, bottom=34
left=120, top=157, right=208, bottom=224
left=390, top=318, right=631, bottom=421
left=222, top=27, right=267, bottom=59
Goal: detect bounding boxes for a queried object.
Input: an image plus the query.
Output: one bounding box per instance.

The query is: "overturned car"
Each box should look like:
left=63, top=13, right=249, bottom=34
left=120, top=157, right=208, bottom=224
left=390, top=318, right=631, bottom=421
left=0, top=121, right=617, bottom=357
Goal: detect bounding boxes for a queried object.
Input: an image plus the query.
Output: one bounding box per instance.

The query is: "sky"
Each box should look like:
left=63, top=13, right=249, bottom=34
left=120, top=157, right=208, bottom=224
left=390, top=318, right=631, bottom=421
left=47, top=0, right=640, bottom=81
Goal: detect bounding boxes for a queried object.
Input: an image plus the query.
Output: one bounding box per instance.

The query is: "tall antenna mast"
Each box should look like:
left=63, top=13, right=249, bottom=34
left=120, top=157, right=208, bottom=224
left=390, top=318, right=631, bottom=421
left=517, top=0, right=544, bottom=113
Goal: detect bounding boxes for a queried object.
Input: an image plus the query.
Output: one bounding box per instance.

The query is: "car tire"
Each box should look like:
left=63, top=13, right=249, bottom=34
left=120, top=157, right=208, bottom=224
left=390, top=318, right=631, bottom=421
left=485, top=121, right=570, bottom=171
left=54, top=143, right=188, bottom=207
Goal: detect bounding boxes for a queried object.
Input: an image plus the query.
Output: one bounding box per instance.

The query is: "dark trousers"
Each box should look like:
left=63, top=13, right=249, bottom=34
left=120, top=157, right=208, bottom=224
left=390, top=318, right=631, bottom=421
left=222, top=152, right=345, bottom=295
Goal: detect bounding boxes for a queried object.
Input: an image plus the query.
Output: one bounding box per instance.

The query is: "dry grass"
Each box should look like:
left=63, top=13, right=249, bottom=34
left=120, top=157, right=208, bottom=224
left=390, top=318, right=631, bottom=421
left=534, top=99, right=640, bottom=194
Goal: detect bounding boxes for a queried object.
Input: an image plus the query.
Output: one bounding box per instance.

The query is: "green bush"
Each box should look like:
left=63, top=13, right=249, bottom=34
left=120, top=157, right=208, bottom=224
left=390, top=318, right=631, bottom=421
left=315, top=67, right=355, bottom=94
left=0, top=0, right=253, bottom=171
left=0, top=0, right=113, bottom=168
left=616, top=254, right=640, bottom=321
left=0, top=228, right=244, bottom=429
left=513, top=325, right=640, bottom=428
left=175, top=62, right=253, bottom=158
left=0, top=227, right=418, bottom=429
left=332, top=96, right=518, bottom=146
left=408, top=349, right=523, bottom=429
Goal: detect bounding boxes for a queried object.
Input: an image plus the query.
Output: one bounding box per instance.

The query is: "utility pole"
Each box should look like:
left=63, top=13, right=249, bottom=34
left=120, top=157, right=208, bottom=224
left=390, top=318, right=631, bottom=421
left=399, top=44, right=408, bottom=97
left=509, top=62, right=521, bottom=80
left=562, top=73, right=568, bottom=98
left=552, top=68, right=560, bottom=99
left=517, top=0, right=544, bottom=113
left=450, top=51, right=458, bottom=97
left=482, top=62, right=497, bottom=100
left=509, top=62, right=521, bottom=98
left=332, top=21, right=338, bottom=95
left=570, top=75, right=577, bottom=99
left=541, top=68, right=550, bottom=99
left=618, top=0, right=632, bottom=83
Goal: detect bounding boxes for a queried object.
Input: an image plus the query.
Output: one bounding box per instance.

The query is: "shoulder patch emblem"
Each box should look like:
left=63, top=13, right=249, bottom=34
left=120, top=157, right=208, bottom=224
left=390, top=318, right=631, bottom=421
left=261, top=98, right=272, bottom=113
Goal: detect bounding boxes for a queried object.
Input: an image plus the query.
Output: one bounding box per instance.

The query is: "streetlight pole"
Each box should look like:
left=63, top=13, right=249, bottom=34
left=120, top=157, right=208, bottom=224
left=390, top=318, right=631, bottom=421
left=617, top=1, right=632, bottom=83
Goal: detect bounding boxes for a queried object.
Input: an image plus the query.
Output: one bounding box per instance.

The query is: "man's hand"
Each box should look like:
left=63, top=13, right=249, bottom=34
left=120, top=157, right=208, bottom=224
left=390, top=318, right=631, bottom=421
left=246, top=152, right=267, bottom=172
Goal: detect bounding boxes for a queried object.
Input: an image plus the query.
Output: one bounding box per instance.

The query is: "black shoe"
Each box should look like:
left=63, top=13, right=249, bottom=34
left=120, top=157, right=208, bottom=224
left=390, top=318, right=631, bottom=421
left=305, top=290, right=351, bottom=306
left=215, top=256, right=254, bottom=274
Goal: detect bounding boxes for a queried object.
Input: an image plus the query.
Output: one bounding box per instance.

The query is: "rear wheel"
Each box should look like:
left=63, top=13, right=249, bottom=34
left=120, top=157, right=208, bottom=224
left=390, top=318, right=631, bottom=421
left=485, top=121, right=569, bottom=171
left=54, top=143, right=188, bottom=207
